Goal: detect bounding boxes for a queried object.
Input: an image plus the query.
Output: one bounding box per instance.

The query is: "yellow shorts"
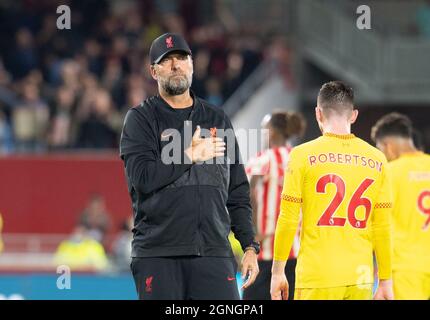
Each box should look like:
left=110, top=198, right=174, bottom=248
left=393, top=270, right=430, bottom=300
left=294, top=284, right=373, bottom=300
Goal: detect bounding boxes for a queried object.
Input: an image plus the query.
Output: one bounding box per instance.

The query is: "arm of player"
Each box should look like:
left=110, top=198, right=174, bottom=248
left=271, top=149, right=303, bottom=300
left=372, top=162, right=394, bottom=300
left=249, top=175, right=272, bottom=242
left=120, top=109, right=193, bottom=194
left=250, top=175, right=259, bottom=229
left=271, top=200, right=301, bottom=300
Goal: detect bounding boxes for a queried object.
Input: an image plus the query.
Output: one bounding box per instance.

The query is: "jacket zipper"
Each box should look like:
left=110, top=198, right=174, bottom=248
left=187, top=118, right=202, bottom=256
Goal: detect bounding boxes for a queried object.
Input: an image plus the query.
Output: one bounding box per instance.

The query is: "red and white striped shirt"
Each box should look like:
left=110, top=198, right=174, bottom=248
left=246, top=145, right=300, bottom=261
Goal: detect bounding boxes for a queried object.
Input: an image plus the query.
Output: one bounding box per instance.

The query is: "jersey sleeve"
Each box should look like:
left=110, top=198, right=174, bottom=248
left=371, top=160, right=393, bottom=280
left=273, top=148, right=304, bottom=261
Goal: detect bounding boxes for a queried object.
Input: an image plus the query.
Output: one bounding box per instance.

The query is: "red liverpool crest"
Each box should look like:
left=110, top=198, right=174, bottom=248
left=210, top=127, right=217, bottom=137
left=165, top=36, right=173, bottom=48
left=145, top=276, right=153, bottom=293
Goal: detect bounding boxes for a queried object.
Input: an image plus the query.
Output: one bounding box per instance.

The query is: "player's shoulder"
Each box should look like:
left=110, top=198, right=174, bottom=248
left=389, top=151, right=430, bottom=168
left=354, top=137, right=388, bottom=162
left=420, top=153, right=430, bottom=169
left=418, top=152, right=430, bottom=162
left=127, top=96, right=158, bottom=116
left=387, top=156, right=405, bottom=170
left=124, top=98, right=156, bottom=123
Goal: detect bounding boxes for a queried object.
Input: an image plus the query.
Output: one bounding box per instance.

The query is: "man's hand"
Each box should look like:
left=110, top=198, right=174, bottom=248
left=270, top=273, right=289, bottom=300
left=184, top=126, right=225, bottom=162
left=373, top=279, right=394, bottom=300
left=241, top=249, right=259, bottom=289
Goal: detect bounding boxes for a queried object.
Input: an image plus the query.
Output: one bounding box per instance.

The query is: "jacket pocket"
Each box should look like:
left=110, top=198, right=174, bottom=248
left=138, top=188, right=199, bottom=247
left=199, top=187, right=231, bottom=247
left=194, top=161, right=229, bottom=188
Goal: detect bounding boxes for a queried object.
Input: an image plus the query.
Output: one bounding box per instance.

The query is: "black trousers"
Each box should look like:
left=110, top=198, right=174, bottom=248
left=131, top=256, right=240, bottom=300
left=242, top=259, right=297, bottom=300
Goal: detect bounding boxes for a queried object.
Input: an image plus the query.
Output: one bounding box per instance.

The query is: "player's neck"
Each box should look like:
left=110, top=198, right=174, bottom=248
left=270, top=139, right=286, bottom=148
left=159, top=89, right=193, bottom=109
left=322, top=122, right=351, bottom=135
left=397, top=139, right=418, bottom=157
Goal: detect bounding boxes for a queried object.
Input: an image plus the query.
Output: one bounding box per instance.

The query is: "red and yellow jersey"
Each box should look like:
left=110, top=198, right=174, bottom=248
left=274, top=133, right=392, bottom=289
left=388, top=152, right=430, bottom=273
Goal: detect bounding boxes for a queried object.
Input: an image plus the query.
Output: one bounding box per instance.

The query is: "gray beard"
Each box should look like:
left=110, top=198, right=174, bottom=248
left=161, top=75, right=192, bottom=96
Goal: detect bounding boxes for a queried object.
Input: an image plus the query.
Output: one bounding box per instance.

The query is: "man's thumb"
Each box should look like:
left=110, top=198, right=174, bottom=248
left=193, top=125, right=201, bottom=140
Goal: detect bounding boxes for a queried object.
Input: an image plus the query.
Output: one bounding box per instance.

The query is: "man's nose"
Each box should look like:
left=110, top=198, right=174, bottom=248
left=170, top=57, right=180, bottom=70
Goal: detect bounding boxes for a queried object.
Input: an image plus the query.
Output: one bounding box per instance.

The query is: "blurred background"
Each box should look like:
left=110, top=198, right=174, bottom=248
left=0, top=0, right=429, bottom=299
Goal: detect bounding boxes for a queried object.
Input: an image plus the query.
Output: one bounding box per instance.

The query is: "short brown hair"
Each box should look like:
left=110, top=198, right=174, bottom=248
left=317, top=81, right=354, bottom=116
left=371, top=112, right=413, bottom=143
left=269, top=111, right=306, bottom=139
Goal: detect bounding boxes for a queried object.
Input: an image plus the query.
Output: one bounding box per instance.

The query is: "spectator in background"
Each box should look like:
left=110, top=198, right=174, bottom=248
left=75, top=88, right=121, bottom=149
left=101, top=57, right=124, bottom=107
left=58, top=60, right=81, bottom=95
left=0, top=110, right=14, bottom=153
left=53, top=223, right=109, bottom=272
left=265, top=35, right=294, bottom=88
left=121, top=72, right=148, bottom=110
left=222, top=50, right=245, bottom=99
left=79, top=194, right=112, bottom=245
left=47, top=86, right=76, bottom=150
left=120, top=86, right=147, bottom=120
left=82, top=38, right=103, bottom=77
left=12, top=81, right=49, bottom=152
left=9, top=28, right=38, bottom=79
left=74, top=72, right=99, bottom=122
left=111, top=216, right=133, bottom=272
left=191, top=49, right=210, bottom=98
left=0, top=58, right=14, bottom=153
left=0, top=58, right=12, bottom=87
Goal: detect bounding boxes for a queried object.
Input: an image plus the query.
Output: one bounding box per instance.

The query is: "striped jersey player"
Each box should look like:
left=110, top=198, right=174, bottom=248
left=246, top=145, right=300, bottom=260
left=244, top=111, right=305, bottom=300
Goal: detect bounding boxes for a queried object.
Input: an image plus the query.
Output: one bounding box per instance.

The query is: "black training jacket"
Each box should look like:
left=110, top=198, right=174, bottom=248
left=120, top=93, right=255, bottom=258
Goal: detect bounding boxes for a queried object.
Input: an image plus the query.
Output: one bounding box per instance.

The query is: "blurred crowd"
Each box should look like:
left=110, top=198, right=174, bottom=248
left=53, top=193, right=133, bottom=273
left=0, top=0, right=279, bottom=153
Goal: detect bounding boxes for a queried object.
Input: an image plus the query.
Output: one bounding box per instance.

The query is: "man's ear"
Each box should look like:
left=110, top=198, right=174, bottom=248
left=150, top=65, right=158, bottom=81
left=189, top=56, right=194, bottom=76
left=350, top=109, right=359, bottom=124
left=315, top=106, right=323, bottom=123
left=384, top=139, right=397, bottom=161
